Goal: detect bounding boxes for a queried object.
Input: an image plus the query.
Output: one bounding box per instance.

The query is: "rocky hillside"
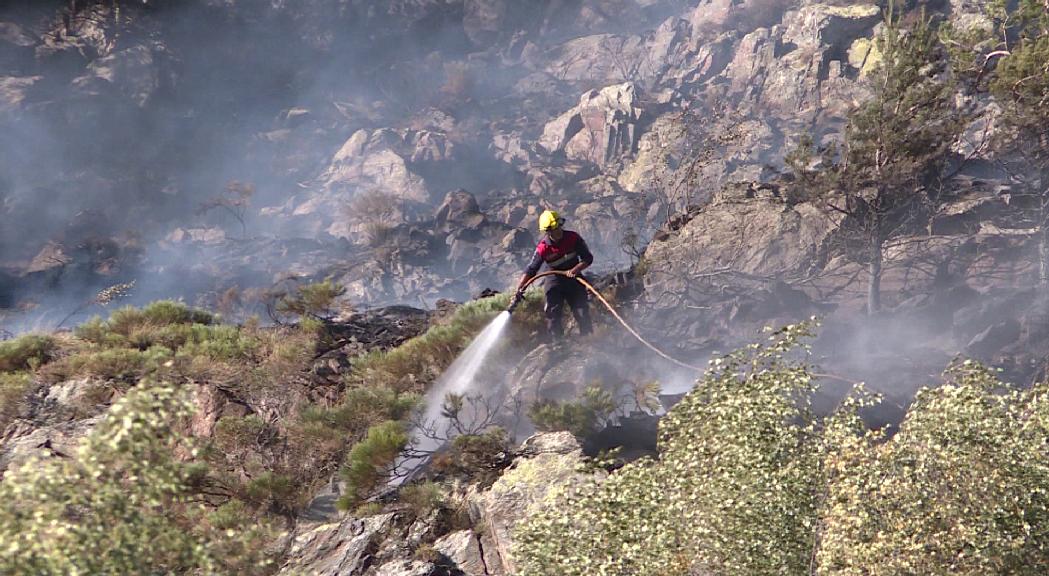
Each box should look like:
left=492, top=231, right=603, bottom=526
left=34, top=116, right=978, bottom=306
left=0, top=0, right=918, bottom=316
left=4, top=0, right=1049, bottom=573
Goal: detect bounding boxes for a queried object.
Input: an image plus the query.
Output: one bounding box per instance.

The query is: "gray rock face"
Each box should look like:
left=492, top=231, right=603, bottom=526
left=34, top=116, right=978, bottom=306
left=540, top=82, right=642, bottom=165
left=371, top=560, right=439, bottom=576
left=279, top=513, right=397, bottom=575
left=433, top=530, right=490, bottom=576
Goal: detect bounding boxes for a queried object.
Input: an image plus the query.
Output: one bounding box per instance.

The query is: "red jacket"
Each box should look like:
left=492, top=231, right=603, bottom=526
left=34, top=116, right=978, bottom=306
left=524, top=230, right=594, bottom=276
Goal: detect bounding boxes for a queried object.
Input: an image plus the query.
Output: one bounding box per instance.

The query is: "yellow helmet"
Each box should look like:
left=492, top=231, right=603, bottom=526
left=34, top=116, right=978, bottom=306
left=538, top=209, right=562, bottom=232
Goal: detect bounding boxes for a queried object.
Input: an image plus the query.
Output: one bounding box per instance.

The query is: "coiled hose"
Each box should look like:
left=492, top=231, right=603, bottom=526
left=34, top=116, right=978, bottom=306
left=515, top=270, right=702, bottom=372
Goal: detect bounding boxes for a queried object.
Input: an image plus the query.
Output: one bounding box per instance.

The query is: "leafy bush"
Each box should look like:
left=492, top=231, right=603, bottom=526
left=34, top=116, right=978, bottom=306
left=517, top=324, right=1049, bottom=575
left=243, top=472, right=300, bottom=516
left=106, top=300, right=214, bottom=334
left=819, top=361, right=1049, bottom=575
left=528, top=386, right=617, bottom=440
left=338, top=420, right=410, bottom=510
left=515, top=323, right=826, bottom=575
left=0, top=334, right=55, bottom=372
left=0, top=382, right=267, bottom=575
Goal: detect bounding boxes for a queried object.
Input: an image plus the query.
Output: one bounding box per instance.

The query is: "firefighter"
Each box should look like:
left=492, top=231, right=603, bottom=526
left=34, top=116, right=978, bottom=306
left=515, top=210, right=594, bottom=337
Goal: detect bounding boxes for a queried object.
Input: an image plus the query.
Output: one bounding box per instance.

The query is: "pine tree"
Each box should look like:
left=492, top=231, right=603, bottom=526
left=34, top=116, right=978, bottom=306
left=829, top=4, right=964, bottom=315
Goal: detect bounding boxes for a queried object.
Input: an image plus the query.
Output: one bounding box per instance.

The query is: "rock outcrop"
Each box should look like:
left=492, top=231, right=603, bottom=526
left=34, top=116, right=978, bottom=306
left=278, top=432, right=598, bottom=576
left=540, top=82, right=643, bottom=166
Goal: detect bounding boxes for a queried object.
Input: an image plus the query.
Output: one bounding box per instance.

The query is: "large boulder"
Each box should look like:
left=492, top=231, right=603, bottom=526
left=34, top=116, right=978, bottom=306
left=539, top=82, right=642, bottom=165
left=468, top=432, right=601, bottom=575
left=279, top=513, right=398, bottom=575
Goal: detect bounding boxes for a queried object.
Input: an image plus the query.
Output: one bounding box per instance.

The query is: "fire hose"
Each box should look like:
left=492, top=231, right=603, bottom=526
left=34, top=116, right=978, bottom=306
left=507, top=270, right=703, bottom=372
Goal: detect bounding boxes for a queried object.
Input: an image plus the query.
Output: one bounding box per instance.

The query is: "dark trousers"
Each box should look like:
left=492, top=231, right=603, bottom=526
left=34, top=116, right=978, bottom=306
left=544, top=276, right=592, bottom=337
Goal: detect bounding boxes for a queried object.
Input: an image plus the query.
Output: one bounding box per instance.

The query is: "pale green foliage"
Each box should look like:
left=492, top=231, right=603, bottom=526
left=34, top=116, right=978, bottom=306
left=399, top=480, right=445, bottom=519
left=518, top=325, right=1049, bottom=575
left=515, top=323, right=824, bottom=576
left=0, top=382, right=266, bottom=575
left=819, top=361, right=1049, bottom=574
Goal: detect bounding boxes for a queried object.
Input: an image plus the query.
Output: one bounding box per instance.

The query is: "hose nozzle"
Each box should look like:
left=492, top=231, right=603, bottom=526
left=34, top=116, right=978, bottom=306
left=507, top=291, right=524, bottom=314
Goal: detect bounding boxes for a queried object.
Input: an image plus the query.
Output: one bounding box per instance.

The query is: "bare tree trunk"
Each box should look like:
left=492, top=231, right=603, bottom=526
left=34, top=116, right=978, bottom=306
left=867, top=230, right=882, bottom=316
left=1040, top=229, right=1048, bottom=287
left=1041, top=191, right=1049, bottom=287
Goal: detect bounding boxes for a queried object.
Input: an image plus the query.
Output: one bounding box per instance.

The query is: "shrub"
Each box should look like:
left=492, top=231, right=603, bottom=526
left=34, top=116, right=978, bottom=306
left=337, top=420, right=410, bottom=510
left=354, top=502, right=385, bottom=517
left=48, top=346, right=173, bottom=385
left=300, top=388, right=419, bottom=438
left=0, top=372, right=31, bottom=427
left=0, top=382, right=258, bottom=574
left=431, top=427, right=512, bottom=487
left=399, top=480, right=445, bottom=520
left=818, top=361, right=1049, bottom=575
left=0, top=334, right=55, bottom=372
left=77, top=301, right=215, bottom=349
left=176, top=324, right=258, bottom=361
left=243, top=472, right=300, bottom=516
left=515, top=323, right=826, bottom=575
left=528, top=386, right=617, bottom=440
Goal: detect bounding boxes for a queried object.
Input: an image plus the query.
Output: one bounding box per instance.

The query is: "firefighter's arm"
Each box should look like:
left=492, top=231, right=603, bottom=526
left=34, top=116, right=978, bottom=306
left=518, top=250, right=543, bottom=293
left=566, top=236, right=594, bottom=277
left=516, top=272, right=534, bottom=293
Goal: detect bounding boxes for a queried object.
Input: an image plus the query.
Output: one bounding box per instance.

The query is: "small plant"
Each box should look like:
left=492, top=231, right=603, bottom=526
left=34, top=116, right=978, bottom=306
left=273, top=279, right=347, bottom=322
left=0, top=382, right=258, bottom=574
left=198, top=181, right=254, bottom=238
left=353, top=502, right=385, bottom=517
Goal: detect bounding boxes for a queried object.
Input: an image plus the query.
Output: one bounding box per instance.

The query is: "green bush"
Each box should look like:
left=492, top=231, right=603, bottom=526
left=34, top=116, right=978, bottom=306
left=0, top=382, right=260, bottom=575
left=337, top=420, right=409, bottom=510
left=176, top=324, right=259, bottom=361
left=243, top=472, right=300, bottom=516
left=517, top=324, right=1049, bottom=575
left=300, top=388, right=418, bottom=440
left=76, top=301, right=214, bottom=349
left=0, top=334, right=55, bottom=373
left=528, top=386, right=618, bottom=440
